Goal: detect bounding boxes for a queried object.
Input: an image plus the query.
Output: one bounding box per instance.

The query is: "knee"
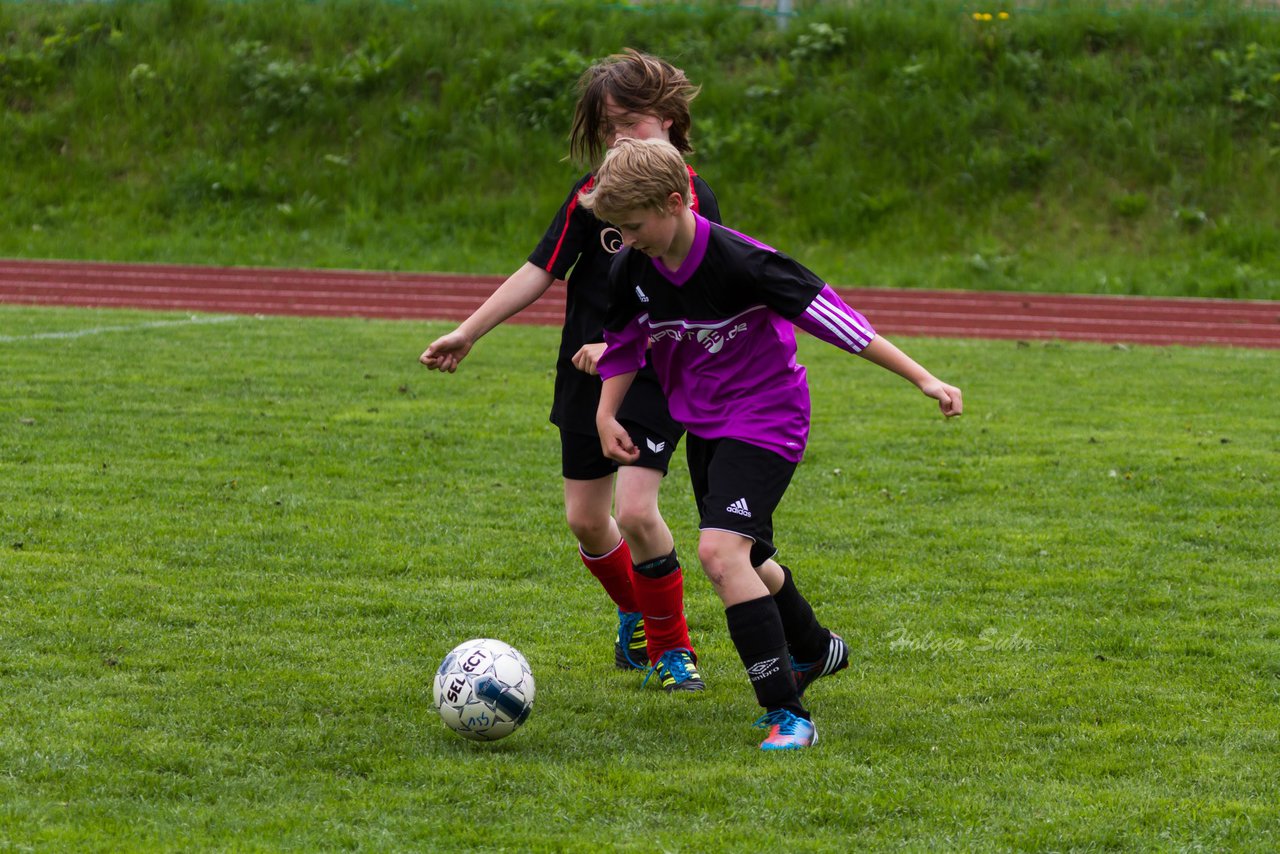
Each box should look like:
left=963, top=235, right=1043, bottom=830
left=566, top=507, right=612, bottom=546
left=697, top=536, right=739, bottom=589
left=614, top=501, right=663, bottom=545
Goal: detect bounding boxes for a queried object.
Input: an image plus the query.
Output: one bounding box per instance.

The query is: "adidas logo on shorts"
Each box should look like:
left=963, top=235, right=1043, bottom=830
left=726, top=498, right=752, bottom=518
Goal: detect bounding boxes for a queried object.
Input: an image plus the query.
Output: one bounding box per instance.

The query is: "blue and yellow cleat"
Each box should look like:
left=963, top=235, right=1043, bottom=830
left=614, top=610, right=648, bottom=671
left=792, top=631, right=849, bottom=698
left=755, top=709, right=817, bottom=750
left=642, top=648, right=705, bottom=692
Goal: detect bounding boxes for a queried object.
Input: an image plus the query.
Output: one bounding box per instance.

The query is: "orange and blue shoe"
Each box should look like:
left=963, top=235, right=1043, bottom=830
left=792, top=631, right=849, bottom=698
left=755, top=709, right=817, bottom=750
left=614, top=610, right=648, bottom=671
left=642, top=648, right=706, bottom=692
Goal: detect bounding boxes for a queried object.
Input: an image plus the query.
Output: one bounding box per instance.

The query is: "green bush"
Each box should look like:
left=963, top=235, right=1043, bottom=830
left=491, top=49, right=592, bottom=130
left=230, top=39, right=402, bottom=134
left=1, top=21, right=107, bottom=104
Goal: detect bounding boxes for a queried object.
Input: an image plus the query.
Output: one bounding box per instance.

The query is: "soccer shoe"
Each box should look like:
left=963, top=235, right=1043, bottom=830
left=792, top=631, right=849, bottom=698
left=754, top=709, right=818, bottom=751
left=642, top=648, right=706, bottom=692
left=614, top=610, right=648, bottom=671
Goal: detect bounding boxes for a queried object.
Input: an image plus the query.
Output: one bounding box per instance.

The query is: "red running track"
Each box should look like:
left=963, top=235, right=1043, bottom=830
left=2, top=258, right=1278, bottom=349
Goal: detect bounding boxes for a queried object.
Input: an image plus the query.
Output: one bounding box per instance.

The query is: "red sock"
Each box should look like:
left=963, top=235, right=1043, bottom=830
left=579, top=539, right=638, bottom=613
left=633, top=563, right=693, bottom=663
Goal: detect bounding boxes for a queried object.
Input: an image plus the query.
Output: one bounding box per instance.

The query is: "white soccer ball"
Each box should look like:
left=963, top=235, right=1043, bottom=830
left=433, top=638, right=535, bottom=741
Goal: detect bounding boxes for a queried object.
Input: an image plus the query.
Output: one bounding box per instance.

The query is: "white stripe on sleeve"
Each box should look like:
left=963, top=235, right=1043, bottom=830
left=805, top=296, right=873, bottom=350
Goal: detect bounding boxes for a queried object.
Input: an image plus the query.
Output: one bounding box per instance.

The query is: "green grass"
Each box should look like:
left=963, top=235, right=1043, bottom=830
left=1, top=0, right=1278, bottom=298
left=2, top=304, right=1279, bottom=850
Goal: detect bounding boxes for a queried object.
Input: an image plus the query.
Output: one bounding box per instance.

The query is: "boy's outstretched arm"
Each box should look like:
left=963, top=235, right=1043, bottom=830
left=858, top=337, right=963, bottom=417
left=420, top=262, right=555, bottom=373
left=788, top=284, right=961, bottom=417
left=596, top=371, right=641, bottom=464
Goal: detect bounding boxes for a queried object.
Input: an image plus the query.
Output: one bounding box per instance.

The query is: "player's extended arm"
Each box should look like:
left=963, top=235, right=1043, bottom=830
left=858, top=337, right=963, bottom=417
left=596, top=371, right=640, bottom=464
left=420, top=262, right=555, bottom=372
left=791, top=284, right=961, bottom=417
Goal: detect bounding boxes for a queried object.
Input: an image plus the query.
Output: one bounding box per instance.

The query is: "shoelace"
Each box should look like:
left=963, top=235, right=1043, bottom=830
left=642, top=649, right=692, bottom=688
left=753, top=709, right=803, bottom=734
left=618, top=611, right=643, bottom=643
left=618, top=611, right=645, bottom=667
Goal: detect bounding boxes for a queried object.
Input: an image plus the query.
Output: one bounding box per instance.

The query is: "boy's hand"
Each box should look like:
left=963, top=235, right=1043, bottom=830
left=597, top=417, right=640, bottom=464
left=921, top=379, right=963, bottom=417
left=420, top=330, right=473, bottom=373
left=571, top=342, right=607, bottom=376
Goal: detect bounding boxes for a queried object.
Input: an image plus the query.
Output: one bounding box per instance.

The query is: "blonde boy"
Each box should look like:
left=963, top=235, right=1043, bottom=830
left=583, top=138, right=962, bottom=749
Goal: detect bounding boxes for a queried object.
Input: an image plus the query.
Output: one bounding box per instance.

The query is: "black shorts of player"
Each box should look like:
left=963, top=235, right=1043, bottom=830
left=560, top=419, right=682, bottom=481
left=686, top=435, right=797, bottom=568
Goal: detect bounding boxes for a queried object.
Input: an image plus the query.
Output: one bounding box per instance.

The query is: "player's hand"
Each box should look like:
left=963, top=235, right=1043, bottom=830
left=571, top=342, right=607, bottom=376
left=597, top=417, right=640, bottom=464
left=921, top=379, right=963, bottom=417
left=420, top=330, right=473, bottom=373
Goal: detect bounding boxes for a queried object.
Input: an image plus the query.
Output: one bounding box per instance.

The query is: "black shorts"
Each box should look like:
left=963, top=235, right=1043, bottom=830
left=686, top=435, right=796, bottom=568
left=560, top=419, right=682, bottom=481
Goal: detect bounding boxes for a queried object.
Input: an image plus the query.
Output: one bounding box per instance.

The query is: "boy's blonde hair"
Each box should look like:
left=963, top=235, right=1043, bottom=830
left=578, top=138, right=691, bottom=224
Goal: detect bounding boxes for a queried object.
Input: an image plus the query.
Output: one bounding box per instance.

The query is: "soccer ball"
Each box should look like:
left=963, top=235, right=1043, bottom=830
left=433, top=638, right=535, bottom=741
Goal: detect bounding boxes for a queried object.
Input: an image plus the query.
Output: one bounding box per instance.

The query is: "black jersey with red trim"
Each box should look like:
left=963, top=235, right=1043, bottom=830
left=528, top=166, right=719, bottom=434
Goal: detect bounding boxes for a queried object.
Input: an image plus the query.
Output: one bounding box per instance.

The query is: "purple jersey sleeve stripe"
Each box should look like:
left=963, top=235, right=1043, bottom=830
left=813, top=290, right=875, bottom=343
left=795, top=286, right=876, bottom=353
left=799, top=305, right=866, bottom=351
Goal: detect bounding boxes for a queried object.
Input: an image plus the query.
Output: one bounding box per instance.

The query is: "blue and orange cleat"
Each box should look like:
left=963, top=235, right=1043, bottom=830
left=614, top=610, right=648, bottom=670
left=792, top=631, right=849, bottom=698
left=755, top=709, right=817, bottom=750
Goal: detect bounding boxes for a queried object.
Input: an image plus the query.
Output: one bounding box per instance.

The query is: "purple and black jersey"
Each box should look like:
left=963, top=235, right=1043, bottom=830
left=598, top=215, right=876, bottom=463
left=528, top=167, right=719, bottom=435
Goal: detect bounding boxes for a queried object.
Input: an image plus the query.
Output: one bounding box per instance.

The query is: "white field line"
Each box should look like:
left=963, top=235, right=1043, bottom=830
left=0, top=314, right=241, bottom=343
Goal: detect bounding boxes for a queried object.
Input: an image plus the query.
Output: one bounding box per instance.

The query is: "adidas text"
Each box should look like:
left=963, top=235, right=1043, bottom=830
left=726, top=498, right=752, bottom=518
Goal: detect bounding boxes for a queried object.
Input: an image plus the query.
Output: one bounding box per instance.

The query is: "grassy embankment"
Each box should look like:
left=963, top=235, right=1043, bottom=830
left=1, top=0, right=1278, bottom=297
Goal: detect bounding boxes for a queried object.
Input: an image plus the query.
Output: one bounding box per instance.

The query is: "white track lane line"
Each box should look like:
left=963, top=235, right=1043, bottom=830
left=0, top=314, right=241, bottom=343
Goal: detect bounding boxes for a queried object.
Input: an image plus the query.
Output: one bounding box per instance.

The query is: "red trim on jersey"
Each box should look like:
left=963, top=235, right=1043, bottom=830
left=547, top=175, right=594, bottom=273
left=548, top=169, right=699, bottom=272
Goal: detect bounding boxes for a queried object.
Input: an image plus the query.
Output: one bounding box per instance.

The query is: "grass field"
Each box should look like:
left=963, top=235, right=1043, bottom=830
left=2, top=304, right=1278, bottom=850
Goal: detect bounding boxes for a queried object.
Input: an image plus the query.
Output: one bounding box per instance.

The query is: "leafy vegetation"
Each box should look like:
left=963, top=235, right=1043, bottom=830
left=2, top=0, right=1278, bottom=296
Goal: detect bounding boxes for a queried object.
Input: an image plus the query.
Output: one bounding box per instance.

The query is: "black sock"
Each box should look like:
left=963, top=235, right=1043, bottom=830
left=634, top=550, right=679, bottom=578
left=771, top=564, right=830, bottom=663
left=724, top=596, right=807, bottom=718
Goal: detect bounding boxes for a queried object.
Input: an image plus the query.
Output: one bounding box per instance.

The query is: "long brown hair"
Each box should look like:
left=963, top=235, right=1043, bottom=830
left=569, top=49, right=700, bottom=167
